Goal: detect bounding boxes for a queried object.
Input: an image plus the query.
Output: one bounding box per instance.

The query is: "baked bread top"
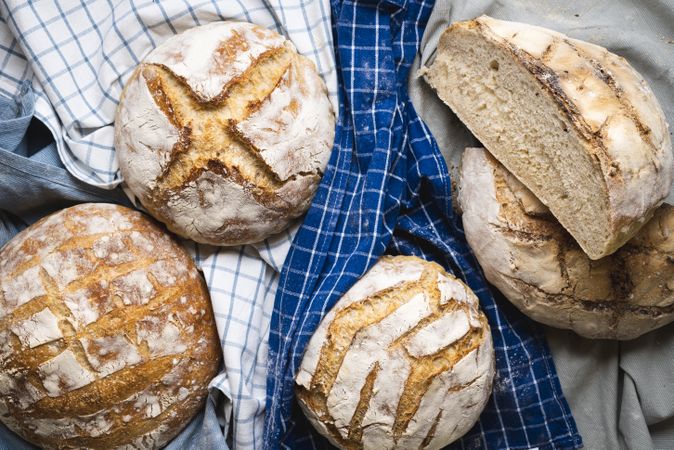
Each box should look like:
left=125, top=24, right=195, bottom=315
left=459, top=148, right=674, bottom=340
left=296, top=255, right=494, bottom=449
left=115, top=21, right=335, bottom=246
left=0, top=203, right=220, bottom=449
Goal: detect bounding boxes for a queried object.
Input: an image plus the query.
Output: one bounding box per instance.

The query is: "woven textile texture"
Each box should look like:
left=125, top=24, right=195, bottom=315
left=264, top=1, right=582, bottom=449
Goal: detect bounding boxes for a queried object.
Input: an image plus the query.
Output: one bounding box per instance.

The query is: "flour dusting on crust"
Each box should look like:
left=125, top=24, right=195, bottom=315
left=0, top=204, right=221, bottom=448
left=115, top=21, right=335, bottom=246
left=296, top=255, right=495, bottom=449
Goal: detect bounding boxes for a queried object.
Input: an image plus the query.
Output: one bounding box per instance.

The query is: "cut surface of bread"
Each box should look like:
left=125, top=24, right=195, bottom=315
left=425, top=15, right=673, bottom=260
left=459, top=148, right=674, bottom=340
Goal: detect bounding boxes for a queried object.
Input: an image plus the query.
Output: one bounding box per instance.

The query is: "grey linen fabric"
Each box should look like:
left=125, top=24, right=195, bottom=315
left=408, top=1, right=674, bottom=449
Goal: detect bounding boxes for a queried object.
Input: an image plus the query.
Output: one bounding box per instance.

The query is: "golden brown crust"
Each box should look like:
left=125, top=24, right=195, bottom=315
left=141, top=48, right=291, bottom=196
left=459, top=148, right=674, bottom=339
left=115, top=22, right=335, bottom=246
left=296, top=256, right=494, bottom=449
left=0, top=204, right=221, bottom=449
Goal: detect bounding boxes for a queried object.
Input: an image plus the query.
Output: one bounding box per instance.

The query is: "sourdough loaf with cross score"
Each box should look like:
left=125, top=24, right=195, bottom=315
left=115, top=21, right=335, bottom=246
left=296, top=255, right=495, bottom=449
left=0, top=203, right=220, bottom=449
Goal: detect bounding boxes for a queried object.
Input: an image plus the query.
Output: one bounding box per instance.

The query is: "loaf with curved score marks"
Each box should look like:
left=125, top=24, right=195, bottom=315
left=459, top=147, right=674, bottom=340
left=115, top=21, right=335, bottom=246
left=296, top=255, right=495, bottom=450
left=0, top=203, right=220, bottom=449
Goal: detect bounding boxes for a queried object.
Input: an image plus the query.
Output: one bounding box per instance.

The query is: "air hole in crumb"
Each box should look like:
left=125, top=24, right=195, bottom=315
left=489, top=60, right=499, bottom=71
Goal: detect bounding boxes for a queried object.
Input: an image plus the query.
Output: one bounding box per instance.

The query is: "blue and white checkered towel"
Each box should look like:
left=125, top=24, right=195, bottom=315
left=0, top=0, right=582, bottom=449
left=265, top=1, right=582, bottom=449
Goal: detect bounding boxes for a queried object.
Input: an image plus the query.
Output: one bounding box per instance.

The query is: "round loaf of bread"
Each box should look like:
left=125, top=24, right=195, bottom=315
left=296, top=255, right=494, bottom=450
left=115, top=21, right=335, bottom=246
left=0, top=203, right=220, bottom=449
left=459, top=147, right=674, bottom=340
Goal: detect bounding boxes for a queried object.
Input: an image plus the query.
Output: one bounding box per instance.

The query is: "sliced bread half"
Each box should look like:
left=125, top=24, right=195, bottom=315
left=424, top=15, right=673, bottom=259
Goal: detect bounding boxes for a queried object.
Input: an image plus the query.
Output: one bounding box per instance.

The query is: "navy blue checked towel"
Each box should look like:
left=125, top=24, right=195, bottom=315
left=265, top=1, right=583, bottom=449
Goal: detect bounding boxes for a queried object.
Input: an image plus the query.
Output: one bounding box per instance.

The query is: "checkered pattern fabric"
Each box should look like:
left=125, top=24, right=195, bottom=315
left=265, top=1, right=582, bottom=449
left=0, top=1, right=336, bottom=448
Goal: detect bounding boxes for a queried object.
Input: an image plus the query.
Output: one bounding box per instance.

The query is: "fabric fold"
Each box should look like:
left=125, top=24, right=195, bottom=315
left=0, top=80, right=33, bottom=154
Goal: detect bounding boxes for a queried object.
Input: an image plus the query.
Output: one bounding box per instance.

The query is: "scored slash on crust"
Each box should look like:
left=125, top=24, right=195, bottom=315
left=0, top=204, right=221, bottom=448
left=115, top=22, right=335, bottom=246
left=296, top=256, right=494, bottom=450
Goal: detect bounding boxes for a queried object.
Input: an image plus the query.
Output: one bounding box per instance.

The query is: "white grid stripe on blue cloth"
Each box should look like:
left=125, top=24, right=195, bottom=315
left=0, top=1, right=337, bottom=448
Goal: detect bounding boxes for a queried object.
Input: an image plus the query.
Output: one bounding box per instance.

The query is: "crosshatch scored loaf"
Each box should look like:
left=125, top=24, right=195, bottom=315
left=296, top=255, right=495, bottom=450
left=0, top=203, right=221, bottom=449
left=115, top=21, right=335, bottom=246
left=459, top=148, right=674, bottom=340
left=424, top=15, right=673, bottom=260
